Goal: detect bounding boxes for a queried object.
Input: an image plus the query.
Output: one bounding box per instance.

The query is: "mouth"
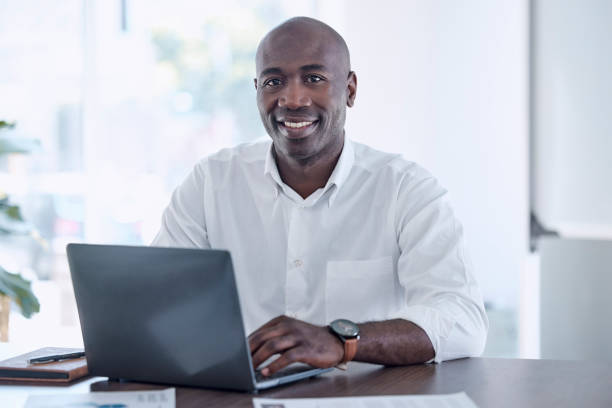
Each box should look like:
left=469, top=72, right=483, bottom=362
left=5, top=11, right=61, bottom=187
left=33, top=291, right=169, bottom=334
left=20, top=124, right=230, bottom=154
left=276, top=119, right=319, bottom=139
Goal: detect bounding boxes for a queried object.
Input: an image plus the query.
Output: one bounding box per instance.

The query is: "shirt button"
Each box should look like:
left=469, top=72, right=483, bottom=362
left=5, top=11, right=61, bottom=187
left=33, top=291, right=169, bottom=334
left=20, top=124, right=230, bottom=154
left=293, top=259, right=303, bottom=267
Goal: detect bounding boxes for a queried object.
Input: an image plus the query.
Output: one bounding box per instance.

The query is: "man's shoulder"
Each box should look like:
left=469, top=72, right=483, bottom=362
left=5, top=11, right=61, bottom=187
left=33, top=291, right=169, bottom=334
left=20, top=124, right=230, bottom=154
left=351, top=140, right=430, bottom=180
left=193, top=138, right=270, bottom=172
left=351, top=141, right=448, bottom=212
left=189, top=139, right=270, bottom=185
left=203, top=138, right=270, bottom=164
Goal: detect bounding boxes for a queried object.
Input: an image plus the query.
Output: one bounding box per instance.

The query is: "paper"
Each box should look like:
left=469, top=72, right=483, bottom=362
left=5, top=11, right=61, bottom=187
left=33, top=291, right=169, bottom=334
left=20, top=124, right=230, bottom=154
left=24, top=388, right=175, bottom=408
left=253, top=392, right=478, bottom=408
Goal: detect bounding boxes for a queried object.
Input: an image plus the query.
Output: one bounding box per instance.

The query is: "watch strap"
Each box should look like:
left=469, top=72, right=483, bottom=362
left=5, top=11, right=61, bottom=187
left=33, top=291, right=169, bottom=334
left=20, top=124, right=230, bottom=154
left=329, top=319, right=360, bottom=370
left=343, top=337, right=358, bottom=363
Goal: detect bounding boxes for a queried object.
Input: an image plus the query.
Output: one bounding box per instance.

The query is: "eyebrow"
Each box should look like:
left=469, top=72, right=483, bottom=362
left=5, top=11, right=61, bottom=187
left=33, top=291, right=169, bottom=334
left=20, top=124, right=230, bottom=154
left=259, top=64, right=328, bottom=77
left=260, top=67, right=282, bottom=77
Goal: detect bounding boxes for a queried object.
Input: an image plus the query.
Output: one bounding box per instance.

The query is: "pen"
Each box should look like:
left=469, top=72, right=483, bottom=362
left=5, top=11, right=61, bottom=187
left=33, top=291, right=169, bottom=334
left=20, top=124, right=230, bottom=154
left=28, top=351, right=86, bottom=364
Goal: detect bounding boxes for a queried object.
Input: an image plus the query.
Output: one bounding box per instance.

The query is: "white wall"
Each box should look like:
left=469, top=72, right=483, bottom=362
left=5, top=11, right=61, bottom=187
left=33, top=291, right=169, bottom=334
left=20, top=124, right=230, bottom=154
left=329, top=1, right=529, bottom=308
left=530, top=0, right=612, bottom=360
left=533, top=0, right=612, bottom=238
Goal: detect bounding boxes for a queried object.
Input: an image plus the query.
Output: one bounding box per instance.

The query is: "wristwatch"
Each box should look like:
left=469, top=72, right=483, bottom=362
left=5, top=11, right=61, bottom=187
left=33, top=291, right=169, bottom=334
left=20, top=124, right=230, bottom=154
left=329, top=319, right=360, bottom=370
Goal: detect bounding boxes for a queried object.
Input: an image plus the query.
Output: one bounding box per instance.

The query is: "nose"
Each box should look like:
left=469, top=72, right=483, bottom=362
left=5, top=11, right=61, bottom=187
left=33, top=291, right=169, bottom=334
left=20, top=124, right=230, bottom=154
left=278, top=80, right=311, bottom=109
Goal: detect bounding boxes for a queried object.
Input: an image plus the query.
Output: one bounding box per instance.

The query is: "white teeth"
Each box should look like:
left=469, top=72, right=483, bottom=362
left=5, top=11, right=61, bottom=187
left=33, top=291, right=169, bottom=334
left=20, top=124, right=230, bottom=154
left=283, top=121, right=313, bottom=128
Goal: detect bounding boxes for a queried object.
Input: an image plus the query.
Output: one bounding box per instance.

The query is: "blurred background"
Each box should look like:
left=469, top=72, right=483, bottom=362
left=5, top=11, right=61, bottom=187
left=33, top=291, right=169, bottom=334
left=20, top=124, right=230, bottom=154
left=0, top=0, right=610, bottom=360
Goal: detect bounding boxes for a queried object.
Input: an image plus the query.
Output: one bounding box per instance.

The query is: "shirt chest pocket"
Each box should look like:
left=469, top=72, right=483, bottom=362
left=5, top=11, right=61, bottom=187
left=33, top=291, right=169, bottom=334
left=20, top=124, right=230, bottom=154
left=325, top=256, right=397, bottom=324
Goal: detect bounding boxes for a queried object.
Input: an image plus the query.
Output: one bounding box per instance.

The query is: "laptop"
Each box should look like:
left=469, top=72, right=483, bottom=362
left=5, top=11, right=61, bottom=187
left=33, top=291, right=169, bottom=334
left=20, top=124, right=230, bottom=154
left=66, top=243, right=332, bottom=392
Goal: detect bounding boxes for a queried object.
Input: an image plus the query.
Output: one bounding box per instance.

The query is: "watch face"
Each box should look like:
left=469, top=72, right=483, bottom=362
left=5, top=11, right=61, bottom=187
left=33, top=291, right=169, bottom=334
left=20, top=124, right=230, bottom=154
left=330, top=319, right=360, bottom=337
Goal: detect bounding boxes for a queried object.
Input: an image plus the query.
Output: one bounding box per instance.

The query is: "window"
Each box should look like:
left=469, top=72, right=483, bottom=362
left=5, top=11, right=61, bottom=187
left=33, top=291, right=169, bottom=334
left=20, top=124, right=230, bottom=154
left=0, top=0, right=317, bottom=345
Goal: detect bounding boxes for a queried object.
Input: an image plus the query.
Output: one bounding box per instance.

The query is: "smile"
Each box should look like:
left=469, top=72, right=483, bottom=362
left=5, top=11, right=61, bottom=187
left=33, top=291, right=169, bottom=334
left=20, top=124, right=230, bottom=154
left=283, top=121, right=313, bottom=129
left=276, top=119, right=319, bottom=139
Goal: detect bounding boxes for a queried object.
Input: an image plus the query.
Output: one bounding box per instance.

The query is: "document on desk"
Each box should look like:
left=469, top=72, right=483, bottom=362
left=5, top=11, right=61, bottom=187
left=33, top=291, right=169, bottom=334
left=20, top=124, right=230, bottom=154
left=24, top=388, right=175, bottom=408
left=253, top=392, right=478, bottom=408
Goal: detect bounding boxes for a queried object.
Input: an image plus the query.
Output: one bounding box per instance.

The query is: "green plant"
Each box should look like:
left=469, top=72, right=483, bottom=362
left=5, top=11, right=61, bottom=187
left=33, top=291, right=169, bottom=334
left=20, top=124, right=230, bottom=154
left=0, top=120, right=40, bottom=318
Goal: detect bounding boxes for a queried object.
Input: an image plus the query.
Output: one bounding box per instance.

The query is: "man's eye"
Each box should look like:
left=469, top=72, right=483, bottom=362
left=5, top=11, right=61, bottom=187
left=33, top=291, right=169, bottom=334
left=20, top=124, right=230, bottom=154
left=306, top=75, right=323, bottom=83
left=264, top=78, right=282, bottom=87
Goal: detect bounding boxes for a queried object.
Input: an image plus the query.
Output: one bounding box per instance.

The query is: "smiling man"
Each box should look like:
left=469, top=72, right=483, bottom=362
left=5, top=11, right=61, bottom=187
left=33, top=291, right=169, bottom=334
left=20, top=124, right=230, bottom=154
left=153, top=17, right=488, bottom=376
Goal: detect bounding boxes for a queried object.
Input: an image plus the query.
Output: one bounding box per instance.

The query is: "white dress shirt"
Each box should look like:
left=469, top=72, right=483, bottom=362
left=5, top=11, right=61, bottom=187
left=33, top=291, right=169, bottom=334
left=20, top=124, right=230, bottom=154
left=152, top=138, right=488, bottom=363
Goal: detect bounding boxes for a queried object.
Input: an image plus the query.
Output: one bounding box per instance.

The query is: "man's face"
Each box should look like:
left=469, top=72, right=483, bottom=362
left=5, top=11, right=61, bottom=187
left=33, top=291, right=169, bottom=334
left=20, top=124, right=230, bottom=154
left=255, top=31, right=356, bottom=163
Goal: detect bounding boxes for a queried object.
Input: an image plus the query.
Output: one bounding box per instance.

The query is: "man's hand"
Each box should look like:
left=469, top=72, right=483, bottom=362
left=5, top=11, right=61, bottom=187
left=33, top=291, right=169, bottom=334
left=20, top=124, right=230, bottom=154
left=248, top=315, right=344, bottom=376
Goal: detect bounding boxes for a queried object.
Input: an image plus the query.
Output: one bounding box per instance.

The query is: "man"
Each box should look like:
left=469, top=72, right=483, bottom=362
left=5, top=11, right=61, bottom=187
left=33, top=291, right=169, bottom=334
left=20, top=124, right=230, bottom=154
left=152, top=17, right=488, bottom=377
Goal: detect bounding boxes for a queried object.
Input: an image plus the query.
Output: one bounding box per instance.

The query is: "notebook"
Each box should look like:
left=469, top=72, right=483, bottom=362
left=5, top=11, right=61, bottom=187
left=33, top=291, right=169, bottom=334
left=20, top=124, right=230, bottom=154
left=0, top=347, right=88, bottom=382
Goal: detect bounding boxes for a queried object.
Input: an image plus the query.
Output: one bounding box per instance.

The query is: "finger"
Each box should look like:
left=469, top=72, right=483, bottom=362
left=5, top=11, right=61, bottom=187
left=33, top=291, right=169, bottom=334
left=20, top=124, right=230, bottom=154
left=248, top=315, right=287, bottom=340
left=247, top=315, right=286, bottom=346
left=261, top=348, right=302, bottom=377
left=252, top=335, right=299, bottom=369
left=249, top=324, right=288, bottom=354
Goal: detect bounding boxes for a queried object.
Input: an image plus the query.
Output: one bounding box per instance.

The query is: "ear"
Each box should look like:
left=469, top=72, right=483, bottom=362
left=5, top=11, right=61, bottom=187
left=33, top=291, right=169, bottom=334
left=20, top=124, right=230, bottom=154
left=254, top=78, right=258, bottom=90
left=346, top=71, right=357, bottom=107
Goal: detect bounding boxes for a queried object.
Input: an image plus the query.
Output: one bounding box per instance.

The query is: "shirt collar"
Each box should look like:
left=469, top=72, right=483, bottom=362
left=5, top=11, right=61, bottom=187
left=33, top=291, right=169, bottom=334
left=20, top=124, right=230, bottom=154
left=264, top=143, right=282, bottom=198
left=325, top=137, right=355, bottom=207
left=263, top=137, right=355, bottom=207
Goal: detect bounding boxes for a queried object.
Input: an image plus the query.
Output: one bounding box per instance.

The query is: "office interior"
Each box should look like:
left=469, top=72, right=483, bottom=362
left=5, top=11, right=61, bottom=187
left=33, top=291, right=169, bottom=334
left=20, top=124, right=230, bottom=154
left=0, top=0, right=610, bottom=363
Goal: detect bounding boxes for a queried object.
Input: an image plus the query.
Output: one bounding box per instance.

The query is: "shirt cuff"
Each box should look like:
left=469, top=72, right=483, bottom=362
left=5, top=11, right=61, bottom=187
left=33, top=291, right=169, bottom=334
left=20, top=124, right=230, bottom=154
left=393, top=304, right=455, bottom=364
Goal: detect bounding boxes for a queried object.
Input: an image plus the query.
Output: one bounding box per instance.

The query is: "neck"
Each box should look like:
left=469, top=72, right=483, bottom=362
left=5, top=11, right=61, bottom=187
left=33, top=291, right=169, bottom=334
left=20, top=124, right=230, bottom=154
left=274, top=137, right=344, bottom=199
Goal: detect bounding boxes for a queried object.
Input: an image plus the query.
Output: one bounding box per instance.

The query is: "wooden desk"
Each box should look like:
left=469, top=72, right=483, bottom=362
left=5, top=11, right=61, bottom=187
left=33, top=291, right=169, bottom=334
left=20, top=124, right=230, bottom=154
left=2, top=358, right=612, bottom=407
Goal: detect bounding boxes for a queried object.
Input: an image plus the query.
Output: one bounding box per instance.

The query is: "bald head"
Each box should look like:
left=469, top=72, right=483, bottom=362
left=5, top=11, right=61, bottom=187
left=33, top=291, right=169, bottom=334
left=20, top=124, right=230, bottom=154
left=256, top=17, right=351, bottom=77
left=254, top=16, right=357, bottom=168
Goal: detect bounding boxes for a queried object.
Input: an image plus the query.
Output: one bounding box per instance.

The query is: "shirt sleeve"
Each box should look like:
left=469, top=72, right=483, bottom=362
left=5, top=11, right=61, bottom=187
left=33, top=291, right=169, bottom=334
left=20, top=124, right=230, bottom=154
left=151, top=162, right=211, bottom=249
left=392, top=166, right=489, bottom=363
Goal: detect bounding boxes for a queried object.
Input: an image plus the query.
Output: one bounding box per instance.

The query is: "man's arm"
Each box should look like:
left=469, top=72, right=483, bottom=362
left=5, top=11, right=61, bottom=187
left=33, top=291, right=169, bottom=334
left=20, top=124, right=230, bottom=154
left=151, top=161, right=211, bottom=249
left=354, top=319, right=434, bottom=365
left=390, top=169, right=488, bottom=363
left=249, top=316, right=434, bottom=376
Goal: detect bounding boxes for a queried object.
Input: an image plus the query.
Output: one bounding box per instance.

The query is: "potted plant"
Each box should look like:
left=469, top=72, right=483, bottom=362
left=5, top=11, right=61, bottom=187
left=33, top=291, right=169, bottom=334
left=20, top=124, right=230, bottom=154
left=0, top=120, right=41, bottom=341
